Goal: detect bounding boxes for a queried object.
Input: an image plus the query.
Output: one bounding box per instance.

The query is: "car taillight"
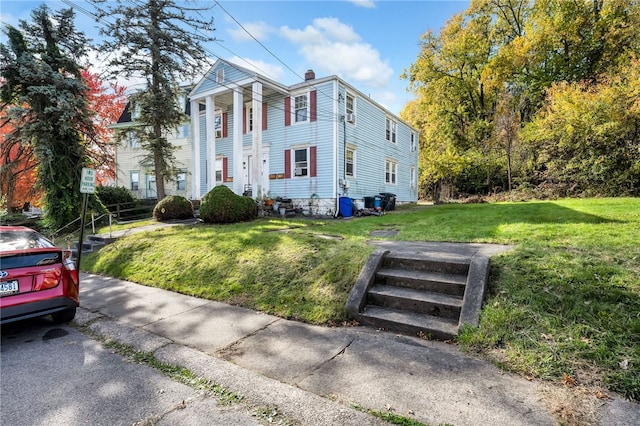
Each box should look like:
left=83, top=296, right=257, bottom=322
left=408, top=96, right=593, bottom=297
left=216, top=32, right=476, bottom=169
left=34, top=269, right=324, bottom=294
left=62, top=250, right=79, bottom=285
left=62, top=250, right=75, bottom=271
left=33, top=268, right=62, bottom=291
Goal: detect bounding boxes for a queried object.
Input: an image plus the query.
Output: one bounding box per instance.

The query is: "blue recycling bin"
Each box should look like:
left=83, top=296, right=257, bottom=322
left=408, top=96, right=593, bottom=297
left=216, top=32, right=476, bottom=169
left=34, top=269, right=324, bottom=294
left=373, top=196, right=382, bottom=209
left=339, top=197, right=353, bottom=218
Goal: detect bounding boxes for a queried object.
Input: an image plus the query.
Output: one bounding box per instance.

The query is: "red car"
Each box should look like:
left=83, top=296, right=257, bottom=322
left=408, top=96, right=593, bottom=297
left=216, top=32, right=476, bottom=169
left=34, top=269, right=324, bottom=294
left=0, top=226, right=79, bottom=324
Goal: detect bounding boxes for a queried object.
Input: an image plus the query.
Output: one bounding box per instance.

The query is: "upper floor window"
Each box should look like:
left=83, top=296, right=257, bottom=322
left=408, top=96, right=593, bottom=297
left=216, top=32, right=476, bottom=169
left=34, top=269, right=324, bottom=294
left=345, top=93, right=356, bottom=124
left=128, top=133, right=140, bottom=149
left=216, top=69, right=224, bottom=83
left=410, top=132, right=417, bottom=152
left=385, top=159, right=397, bottom=185
left=215, top=113, right=222, bottom=138
left=294, top=147, right=308, bottom=176
left=294, top=94, right=308, bottom=123
left=346, top=93, right=354, bottom=115
left=346, top=146, right=355, bottom=177
left=386, top=117, right=397, bottom=143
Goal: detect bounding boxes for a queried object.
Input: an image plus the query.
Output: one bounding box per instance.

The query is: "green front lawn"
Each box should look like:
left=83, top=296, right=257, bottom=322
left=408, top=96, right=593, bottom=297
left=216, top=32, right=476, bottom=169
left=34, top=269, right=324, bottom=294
left=83, top=198, right=639, bottom=400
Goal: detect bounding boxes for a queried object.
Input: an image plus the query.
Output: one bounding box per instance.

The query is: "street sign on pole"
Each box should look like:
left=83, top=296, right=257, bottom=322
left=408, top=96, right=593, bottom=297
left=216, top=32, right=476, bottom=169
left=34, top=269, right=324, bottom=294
left=77, top=168, right=96, bottom=270
left=80, top=168, right=96, bottom=194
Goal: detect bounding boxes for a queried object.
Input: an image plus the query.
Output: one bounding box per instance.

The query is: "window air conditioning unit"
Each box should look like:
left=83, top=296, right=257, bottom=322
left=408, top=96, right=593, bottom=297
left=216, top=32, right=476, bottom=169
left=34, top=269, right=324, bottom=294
left=294, top=167, right=303, bottom=176
left=345, top=113, right=356, bottom=123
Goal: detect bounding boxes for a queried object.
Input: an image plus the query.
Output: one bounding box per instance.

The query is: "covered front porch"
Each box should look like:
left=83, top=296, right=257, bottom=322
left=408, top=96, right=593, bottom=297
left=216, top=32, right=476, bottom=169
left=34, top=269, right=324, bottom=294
left=188, top=72, right=287, bottom=202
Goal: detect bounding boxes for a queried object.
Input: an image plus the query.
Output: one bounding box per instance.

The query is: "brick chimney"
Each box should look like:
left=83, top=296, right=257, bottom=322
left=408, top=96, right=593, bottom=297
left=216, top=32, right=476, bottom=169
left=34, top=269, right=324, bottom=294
left=304, top=69, right=315, bottom=81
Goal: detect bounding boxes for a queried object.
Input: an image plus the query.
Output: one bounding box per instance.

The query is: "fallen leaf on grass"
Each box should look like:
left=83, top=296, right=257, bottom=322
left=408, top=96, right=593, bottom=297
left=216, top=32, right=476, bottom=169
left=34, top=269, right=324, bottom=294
left=562, top=374, right=577, bottom=387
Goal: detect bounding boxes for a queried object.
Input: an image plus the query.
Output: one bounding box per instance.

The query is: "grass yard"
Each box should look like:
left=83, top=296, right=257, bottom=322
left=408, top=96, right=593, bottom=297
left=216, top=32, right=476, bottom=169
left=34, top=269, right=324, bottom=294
left=83, top=197, right=640, bottom=401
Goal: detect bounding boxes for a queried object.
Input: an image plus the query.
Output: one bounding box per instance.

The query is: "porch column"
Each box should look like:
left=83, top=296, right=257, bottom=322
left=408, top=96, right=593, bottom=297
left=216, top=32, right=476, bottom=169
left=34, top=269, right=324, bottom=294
left=190, top=100, right=201, bottom=199
left=206, top=95, right=216, bottom=192
left=233, top=89, right=243, bottom=195
left=252, top=81, right=263, bottom=199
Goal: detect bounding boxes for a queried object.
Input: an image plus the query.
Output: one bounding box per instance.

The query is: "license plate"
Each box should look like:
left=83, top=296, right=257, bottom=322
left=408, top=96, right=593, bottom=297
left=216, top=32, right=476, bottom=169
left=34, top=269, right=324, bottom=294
left=0, top=280, right=19, bottom=296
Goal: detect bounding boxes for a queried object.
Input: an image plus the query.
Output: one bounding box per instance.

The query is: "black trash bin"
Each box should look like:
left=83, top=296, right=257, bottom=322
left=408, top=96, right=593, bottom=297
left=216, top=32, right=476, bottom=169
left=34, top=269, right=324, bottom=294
left=379, top=193, right=396, bottom=211
left=364, top=196, right=375, bottom=209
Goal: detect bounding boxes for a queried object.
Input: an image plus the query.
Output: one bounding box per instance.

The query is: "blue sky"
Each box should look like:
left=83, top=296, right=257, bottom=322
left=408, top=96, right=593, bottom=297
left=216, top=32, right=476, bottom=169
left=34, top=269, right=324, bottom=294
left=1, top=0, right=470, bottom=115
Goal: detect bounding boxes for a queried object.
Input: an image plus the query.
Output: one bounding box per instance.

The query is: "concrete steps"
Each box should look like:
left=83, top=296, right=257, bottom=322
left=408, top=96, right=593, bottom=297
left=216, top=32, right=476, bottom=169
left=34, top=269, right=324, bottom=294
left=71, top=235, right=109, bottom=259
left=346, top=248, right=491, bottom=340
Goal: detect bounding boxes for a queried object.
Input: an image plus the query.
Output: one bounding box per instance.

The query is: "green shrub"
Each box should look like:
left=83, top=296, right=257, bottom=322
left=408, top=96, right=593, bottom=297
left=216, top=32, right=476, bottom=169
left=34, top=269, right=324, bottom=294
left=199, top=185, right=257, bottom=224
left=96, top=185, right=137, bottom=207
left=96, top=186, right=142, bottom=219
left=153, top=196, right=194, bottom=221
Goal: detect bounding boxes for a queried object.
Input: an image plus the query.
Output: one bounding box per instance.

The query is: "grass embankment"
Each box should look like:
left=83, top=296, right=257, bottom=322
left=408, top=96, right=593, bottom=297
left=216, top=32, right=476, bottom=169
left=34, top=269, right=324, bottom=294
left=83, top=198, right=639, bottom=401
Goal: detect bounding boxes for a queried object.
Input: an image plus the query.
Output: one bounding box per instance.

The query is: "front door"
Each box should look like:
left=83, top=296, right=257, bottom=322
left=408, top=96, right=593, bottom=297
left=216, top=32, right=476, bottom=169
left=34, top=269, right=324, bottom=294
left=243, top=148, right=270, bottom=198
left=243, top=155, right=253, bottom=196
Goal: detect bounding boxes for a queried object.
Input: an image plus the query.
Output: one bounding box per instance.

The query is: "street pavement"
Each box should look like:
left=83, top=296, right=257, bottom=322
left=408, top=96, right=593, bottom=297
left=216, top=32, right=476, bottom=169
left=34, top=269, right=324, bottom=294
left=76, top=272, right=640, bottom=426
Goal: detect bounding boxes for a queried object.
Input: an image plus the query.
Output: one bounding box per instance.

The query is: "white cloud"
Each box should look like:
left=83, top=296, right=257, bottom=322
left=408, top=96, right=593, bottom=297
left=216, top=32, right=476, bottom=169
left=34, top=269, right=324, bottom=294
left=227, top=21, right=274, bottom=42
left=348, top=0, right=377, bottom=9
left=279, top=17, right=393, bottom=88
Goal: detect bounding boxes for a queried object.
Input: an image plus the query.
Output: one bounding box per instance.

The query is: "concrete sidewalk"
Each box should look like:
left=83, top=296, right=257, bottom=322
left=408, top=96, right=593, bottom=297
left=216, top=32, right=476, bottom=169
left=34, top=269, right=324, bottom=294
left=75, top=273, right=639, bottom=426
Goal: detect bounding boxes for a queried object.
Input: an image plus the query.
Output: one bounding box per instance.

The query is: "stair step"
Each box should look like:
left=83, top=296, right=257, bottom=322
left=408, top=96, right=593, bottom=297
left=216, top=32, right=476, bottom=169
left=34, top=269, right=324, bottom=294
left=359, top=306, right=459, bottom=340
left=383, top=252, right=470, bottom=275
left=368, top=285, right=462, bottom=319
left=376, top=268, right=466, bottom=296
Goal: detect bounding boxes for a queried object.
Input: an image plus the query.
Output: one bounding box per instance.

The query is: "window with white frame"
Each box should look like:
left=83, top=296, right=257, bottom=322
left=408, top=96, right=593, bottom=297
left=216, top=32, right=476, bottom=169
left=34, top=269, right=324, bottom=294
left=345, top=92, right=355, bottom=123
left=176, top=169, right=186, bottom=190
left=410, top=132, right=417, bottom=152
left=128, top=132, right=140, bottom=148
left=346, top=146, right=355, bottom=177
left=176, top=123, right=189, bottom=139
left=294, top=94, right=308, bottom=123
left=215, top=157, right=223, bottom=183
left=385, top=159, right=397, bottom=184
left=346, top=93, right=354, bottom=115
left=293, top=147, right=308, bottom=176
left=385, top=118, right=397, bottom=143
left=215, top=113, right=222, bottom=138
left=130, top=171, right=139, bottom=191
left=216, top=69, right=224, bottom=83
left=410, top=166, right=416, bottom=188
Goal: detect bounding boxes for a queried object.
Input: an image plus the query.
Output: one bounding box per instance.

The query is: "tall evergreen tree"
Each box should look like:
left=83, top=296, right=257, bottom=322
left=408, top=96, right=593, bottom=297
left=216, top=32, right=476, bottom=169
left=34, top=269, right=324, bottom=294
left=0, top=5, right=96, bottom=231
left=95, top=0, right=216, bottom=200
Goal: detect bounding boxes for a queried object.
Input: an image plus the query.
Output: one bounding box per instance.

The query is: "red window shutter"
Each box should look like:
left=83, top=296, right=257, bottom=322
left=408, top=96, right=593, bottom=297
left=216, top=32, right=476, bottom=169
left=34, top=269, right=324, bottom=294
left=284, top=149, right=291, bottom=178
left=222, top=112, right=228, bottom=138
left=223, top=157, right=228, bottom=181
left=310, top=146, right=317, bottom=177
left=262, top=102, right=268, bottom=130
left=284, top=96, right=291, bottom=126
left=243, top=108, right=247, bottom=134
left=310, top=90, right=317, bottom=122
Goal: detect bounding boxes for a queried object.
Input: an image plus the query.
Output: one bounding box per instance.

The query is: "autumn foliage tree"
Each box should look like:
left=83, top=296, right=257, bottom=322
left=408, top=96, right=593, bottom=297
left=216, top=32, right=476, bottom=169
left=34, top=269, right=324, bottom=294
left=0, top=5, right=95, bottom=230
left=0, top=117, right=40, bottom=211
left=403, top=0, right=640, bottom=199
left=0, top=13, right=126, bottom=217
